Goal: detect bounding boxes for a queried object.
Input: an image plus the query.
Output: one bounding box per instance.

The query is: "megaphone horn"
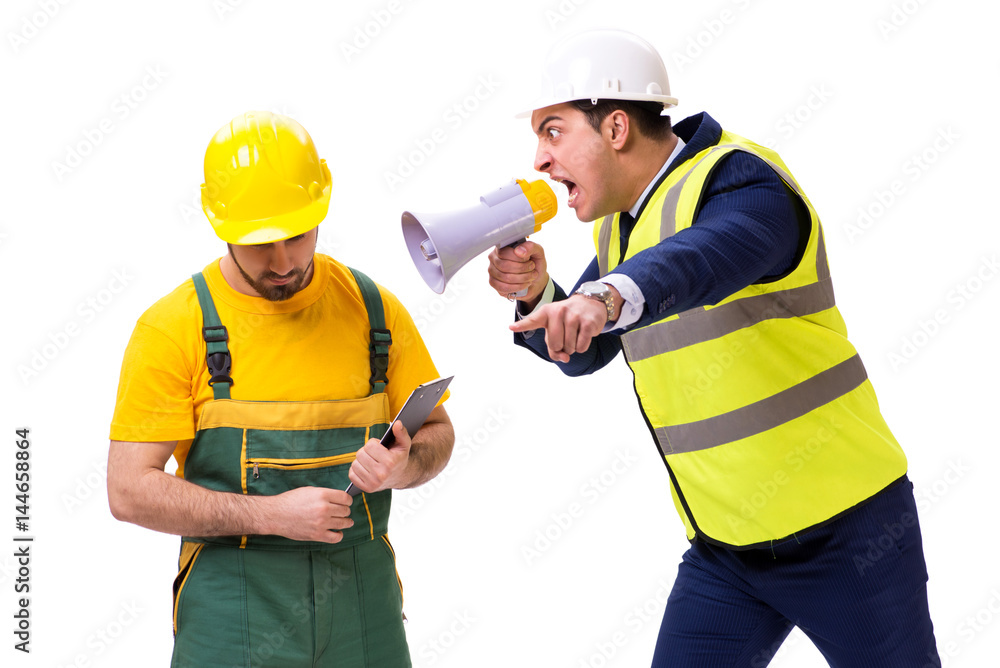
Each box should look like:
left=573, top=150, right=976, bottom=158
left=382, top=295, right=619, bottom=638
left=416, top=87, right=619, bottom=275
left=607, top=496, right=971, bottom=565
left=401, top=179, right=557, bottom=294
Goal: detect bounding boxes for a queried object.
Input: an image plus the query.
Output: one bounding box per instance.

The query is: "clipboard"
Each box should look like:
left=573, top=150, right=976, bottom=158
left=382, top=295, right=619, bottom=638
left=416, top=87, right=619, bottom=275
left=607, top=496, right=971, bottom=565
left=345, top=375, right=453, bottom=497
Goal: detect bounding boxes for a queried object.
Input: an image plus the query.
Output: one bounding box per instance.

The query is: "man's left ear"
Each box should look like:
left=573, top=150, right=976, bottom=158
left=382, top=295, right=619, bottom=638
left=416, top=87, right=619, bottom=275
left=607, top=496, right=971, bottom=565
left=607, top=110, right=629, bottom=149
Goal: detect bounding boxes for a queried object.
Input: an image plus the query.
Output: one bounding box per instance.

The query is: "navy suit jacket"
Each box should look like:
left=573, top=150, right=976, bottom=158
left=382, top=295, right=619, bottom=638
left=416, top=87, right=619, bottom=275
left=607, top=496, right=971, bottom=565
left=515, top=112, right=809, bottom=376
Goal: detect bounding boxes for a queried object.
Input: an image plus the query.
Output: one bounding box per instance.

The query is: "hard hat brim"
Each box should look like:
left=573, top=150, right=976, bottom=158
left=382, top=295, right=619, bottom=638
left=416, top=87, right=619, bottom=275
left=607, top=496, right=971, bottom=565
left=204, top=189, right=331, bottom=245
left=514, top=93, right=679, bottom=119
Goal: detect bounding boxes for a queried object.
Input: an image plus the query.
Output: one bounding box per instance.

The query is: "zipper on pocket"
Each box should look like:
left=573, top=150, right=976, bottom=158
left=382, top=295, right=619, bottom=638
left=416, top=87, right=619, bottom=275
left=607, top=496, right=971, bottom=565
left=245, top=452, right=358, bottom=478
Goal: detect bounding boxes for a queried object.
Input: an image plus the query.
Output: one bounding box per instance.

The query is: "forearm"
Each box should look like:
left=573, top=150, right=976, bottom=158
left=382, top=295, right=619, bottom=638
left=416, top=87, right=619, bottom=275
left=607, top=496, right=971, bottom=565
left=109, top=457, right=278, bottom=537
left=111, top=439, right=355, bottom=543
left=396, top=420, right=455, bottom=489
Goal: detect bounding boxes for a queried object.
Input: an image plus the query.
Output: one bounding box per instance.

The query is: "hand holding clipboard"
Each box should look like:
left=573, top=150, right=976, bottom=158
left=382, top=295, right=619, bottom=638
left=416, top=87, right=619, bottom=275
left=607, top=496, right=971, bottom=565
left=345, top=376, right=453, bottom=496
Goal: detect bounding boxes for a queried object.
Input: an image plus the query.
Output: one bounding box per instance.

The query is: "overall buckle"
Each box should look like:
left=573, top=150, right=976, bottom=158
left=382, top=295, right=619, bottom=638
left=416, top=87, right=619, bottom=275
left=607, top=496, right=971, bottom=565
left=369, top=328, right=391, bottom=385
left=203, top=325, right=234, bottom=386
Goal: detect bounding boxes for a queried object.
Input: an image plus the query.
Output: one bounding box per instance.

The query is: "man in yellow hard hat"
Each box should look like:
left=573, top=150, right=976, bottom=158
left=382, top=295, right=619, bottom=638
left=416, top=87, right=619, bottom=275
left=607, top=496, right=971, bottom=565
left=107, top=111, right=454, bottom=667
left=488, top=30, right=939, bottom=666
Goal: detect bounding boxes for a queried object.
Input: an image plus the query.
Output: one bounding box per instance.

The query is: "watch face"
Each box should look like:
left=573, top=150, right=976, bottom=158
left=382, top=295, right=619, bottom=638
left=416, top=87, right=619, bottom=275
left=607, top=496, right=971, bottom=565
left=580, top=281, right=608, bottom=296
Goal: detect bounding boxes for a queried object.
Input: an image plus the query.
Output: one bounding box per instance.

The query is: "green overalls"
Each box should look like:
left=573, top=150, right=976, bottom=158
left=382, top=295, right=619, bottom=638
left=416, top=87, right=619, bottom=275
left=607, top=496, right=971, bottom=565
left=170, top=269, right=410, bottom=668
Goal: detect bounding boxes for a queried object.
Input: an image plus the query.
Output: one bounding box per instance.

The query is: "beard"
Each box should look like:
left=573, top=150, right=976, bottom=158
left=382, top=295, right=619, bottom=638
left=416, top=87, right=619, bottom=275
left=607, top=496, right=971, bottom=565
left=229, top=247, right=313, bottom=301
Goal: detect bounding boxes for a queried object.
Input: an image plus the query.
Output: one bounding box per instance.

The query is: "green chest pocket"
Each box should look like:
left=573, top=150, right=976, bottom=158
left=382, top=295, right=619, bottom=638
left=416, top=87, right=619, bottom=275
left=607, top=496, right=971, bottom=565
left=241, top=422, right=391, bottom=550
left=244, top=425, right=369, bottom=496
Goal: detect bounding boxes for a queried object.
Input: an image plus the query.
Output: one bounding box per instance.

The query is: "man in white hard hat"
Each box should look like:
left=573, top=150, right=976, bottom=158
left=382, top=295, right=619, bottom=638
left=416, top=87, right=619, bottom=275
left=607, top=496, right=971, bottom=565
left=108, top=111, right=453, bottom=666
left=488, top=30, right=939, bottom=666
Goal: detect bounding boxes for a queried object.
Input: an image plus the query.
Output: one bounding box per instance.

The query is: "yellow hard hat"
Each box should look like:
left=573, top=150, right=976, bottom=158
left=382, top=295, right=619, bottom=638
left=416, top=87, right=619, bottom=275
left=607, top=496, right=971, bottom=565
left=201, top=111, right=332, bottom=245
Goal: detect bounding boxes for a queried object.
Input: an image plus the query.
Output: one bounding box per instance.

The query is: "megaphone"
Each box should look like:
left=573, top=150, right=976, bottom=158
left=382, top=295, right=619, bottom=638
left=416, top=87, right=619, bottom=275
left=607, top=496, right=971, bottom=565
left=401, top=179, right=557, bottom=295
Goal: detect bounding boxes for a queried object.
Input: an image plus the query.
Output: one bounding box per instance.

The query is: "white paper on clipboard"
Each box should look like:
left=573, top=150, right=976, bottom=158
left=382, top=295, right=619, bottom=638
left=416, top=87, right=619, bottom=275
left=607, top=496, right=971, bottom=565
left=346, top=375, right=453, bottom=496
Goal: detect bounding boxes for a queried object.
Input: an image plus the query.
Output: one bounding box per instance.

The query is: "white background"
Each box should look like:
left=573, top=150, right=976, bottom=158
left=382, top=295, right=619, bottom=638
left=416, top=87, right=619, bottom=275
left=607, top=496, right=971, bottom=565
left=2, top=0, right=998, bottom=666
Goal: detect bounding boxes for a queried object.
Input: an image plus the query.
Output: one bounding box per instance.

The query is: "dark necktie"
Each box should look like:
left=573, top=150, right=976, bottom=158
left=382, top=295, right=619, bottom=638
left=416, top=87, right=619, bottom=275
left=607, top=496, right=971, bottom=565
left=618, top=211, right=635, bottom=263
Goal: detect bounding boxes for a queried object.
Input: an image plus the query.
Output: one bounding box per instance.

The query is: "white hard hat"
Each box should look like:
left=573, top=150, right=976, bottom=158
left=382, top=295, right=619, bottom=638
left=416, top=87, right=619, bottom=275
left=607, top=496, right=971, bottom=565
left=516, top=29, right=678, bottom=118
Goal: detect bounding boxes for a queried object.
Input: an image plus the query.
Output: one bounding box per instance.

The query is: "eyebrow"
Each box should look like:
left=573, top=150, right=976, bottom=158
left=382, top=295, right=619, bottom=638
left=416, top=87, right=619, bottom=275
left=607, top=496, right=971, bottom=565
left=535, top=115, right=562, bottom=135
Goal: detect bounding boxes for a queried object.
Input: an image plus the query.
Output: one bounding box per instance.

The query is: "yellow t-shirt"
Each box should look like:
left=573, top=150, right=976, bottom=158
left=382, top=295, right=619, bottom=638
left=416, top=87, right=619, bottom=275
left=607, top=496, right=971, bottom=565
left=110, top=254, right=448, bottom=477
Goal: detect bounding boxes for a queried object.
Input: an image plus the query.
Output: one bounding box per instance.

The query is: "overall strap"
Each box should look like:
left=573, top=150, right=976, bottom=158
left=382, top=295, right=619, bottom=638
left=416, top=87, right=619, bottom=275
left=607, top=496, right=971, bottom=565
left=191, top=272, right=233, bottom=400
left=349, top=267, right=392, bottom=396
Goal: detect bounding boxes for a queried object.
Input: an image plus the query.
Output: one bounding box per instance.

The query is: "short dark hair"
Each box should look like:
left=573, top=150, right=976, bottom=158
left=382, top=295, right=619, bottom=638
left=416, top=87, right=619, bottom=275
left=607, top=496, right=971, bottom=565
left=570, top=99, right=673, bottom=142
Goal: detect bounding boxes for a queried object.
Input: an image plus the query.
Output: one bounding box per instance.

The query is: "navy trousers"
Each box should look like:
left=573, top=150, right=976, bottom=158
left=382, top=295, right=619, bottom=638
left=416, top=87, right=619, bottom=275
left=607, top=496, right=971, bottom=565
left=651, top=479, right=939, bottom=667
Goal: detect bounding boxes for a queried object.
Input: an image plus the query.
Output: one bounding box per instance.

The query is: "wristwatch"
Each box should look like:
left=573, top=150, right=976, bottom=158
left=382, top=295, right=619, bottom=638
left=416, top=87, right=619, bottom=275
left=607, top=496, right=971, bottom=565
left=574, top=281, right=615, bottom=323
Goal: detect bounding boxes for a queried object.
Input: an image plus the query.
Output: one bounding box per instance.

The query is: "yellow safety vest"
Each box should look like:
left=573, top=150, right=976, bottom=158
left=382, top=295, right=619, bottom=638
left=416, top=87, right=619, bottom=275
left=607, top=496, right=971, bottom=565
left=594, top=131, right=907, bottom=548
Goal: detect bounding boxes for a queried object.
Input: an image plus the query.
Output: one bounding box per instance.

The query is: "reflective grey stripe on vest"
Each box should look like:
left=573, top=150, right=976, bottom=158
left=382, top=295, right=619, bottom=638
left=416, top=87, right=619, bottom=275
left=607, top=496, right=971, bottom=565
left=597, top=214, right=614, bottom=276
left=658, top=148, right=725, bottom=241
left=622, top=278, right=836, bottom=360
left=815, top=225, right=830, bottom=282
left=654, top=354, right=868, bottom=455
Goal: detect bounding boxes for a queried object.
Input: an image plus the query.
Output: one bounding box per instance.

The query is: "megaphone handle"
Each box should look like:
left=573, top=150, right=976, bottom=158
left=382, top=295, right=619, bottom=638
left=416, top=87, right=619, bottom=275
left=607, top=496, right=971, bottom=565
left=503, top=237, right=529, bottom=299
